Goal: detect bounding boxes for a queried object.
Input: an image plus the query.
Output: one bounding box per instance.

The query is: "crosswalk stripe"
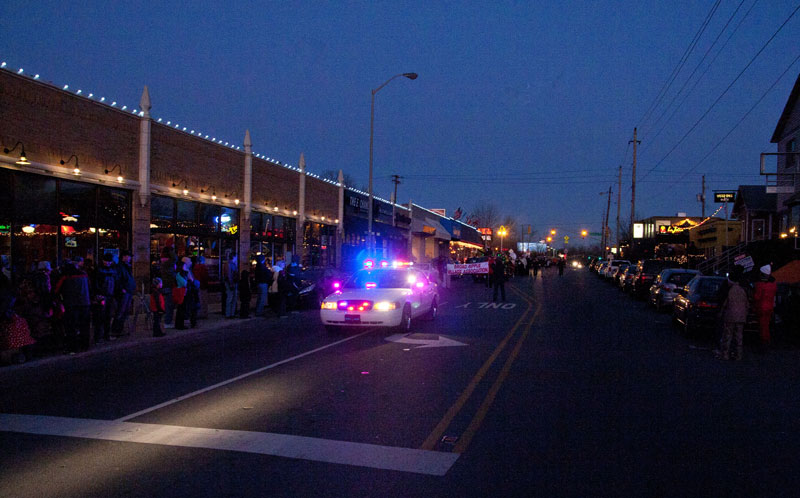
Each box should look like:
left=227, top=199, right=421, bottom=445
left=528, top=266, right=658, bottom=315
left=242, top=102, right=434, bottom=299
left=0, top=413, right=459, bottom=476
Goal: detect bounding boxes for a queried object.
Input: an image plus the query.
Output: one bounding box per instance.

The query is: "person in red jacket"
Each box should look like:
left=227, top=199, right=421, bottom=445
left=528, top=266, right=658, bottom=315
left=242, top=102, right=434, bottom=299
left=150, top=278, right=166, bottom=338
left=754, top=264, right=777, bottom=347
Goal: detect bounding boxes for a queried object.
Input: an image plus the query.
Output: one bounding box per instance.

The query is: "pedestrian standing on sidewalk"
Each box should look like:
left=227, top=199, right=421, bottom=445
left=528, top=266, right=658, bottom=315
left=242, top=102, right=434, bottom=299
left=112, top=251, right=136, bottom=336
left=54, top=257, right=91, bottom=353
left=754, top=264, right=777, bottom=350
left=192, top=255, right=209, bottom=319
left=716, top=273, right=749, bottom=361
left=239, top=269, right=252, bottom=318
left=223, top=252, right=239, bottom=318
left=93, top=253, right=118, bottom=344
left=491, top=254, right=506, bottom=302
left=150, top=278, right=166, bottom=337
left=254, top=256, right=272, bottom=316
left=160, top=248, right=178, bottom=328
left=557, top=257, right=566, bottom=277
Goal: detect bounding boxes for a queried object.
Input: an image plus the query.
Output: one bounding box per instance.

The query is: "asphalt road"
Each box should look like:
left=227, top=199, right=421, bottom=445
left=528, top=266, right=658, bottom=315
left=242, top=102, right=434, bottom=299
left=2, top=267, right=800, bottom=497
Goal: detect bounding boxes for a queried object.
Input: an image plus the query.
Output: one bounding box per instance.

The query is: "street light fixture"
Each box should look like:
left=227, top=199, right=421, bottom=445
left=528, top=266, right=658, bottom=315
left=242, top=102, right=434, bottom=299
left=581, top=229, right=588, bottom=238
left=497, top=225, right=508, bottom=252
left=368, top=72, right=418, bottom=254
left=550, top=229, right=556, bottom=236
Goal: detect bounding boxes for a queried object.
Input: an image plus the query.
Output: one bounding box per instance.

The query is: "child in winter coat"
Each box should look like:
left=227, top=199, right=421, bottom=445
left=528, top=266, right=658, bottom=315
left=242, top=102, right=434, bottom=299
left=150, top=278, right=166, bottom=337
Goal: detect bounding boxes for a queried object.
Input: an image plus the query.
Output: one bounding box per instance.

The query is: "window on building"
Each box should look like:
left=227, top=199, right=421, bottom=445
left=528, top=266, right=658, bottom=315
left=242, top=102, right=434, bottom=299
left=176, top=199, right=198, bottom=230
left=752, top=219, right=765, bottom=241
left=197, top=203, right=220, bottom=233
left=151, top=196, right=175, bottom=229
left=15, top=173, right=57, bottom=224
left=220, top=207, right=239, bottom=235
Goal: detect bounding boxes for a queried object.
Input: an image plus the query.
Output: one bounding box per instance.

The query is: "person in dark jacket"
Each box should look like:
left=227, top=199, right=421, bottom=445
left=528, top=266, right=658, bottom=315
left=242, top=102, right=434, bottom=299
left=160, top=248, right=178, bottom=328
left=112, top=251, right=136, bottom=336
left=54, top=257, right=91, bottom=353
left=93, top=253, right=118, bottom=343
left=239, top=269, right=252, bottom=318
left=557, top=257, right=566, bottom=277
left=491, top=254, right=506, bottom=302
left=253, top=256, right=273, bottom=316
left=277, top=270, right=290, bottom=318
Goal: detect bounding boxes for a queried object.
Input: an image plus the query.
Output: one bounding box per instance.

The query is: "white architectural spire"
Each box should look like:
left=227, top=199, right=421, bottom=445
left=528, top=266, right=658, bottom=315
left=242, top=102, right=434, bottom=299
left=139, top=86, right=151, bottom=118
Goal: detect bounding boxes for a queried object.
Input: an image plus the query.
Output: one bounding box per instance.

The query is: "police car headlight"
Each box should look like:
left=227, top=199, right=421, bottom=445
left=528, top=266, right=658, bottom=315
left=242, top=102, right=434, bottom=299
left=374, top=301, right=396, bottom=311
left=321, top=301, right=337, bottom=310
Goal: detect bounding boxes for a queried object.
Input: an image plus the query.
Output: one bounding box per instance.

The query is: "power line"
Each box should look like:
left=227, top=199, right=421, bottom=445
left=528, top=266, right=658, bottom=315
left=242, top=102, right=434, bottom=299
left=640, top=2, right=800, bottom=181
left=645, top=0, right=748, bottom=146
left=638, top=0, right=722, bottom=128
left=652, top=50, right=800, bottom=199
left=641, top=0, right=759, bottom=156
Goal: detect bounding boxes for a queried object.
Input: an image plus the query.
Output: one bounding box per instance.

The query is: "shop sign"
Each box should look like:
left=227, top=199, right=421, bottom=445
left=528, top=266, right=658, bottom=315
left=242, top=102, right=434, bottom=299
left=633, top=223, right=644, bottom=239
left=446, top=261, right=489, bottom=275
left=478, top=227, right=492, bottom=236
left=422, top=225, right=436, bottom=235
left=714, top=191, right=736, bottom=203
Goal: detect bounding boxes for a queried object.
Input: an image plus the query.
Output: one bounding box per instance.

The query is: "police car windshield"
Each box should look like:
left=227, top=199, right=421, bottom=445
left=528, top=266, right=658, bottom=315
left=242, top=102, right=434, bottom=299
left=344, top=269, right=411, bottom=289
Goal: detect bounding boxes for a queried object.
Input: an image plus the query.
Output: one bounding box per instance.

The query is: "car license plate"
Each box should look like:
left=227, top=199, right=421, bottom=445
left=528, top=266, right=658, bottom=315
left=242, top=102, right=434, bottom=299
left=345, top=314, right=361, bottom=324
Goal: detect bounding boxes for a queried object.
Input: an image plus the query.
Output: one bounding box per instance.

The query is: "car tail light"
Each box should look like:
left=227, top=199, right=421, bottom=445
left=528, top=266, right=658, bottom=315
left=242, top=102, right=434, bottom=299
left=365, top=282, right=377, bottom=289
left=697, top=301, right=717, bottom=309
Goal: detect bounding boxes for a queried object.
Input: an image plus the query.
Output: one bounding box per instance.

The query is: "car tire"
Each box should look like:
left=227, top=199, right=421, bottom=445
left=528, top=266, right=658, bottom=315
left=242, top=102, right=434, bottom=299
left=424, top=297, right=438, bottom=321
left=396, top=305, right=412, bottom=332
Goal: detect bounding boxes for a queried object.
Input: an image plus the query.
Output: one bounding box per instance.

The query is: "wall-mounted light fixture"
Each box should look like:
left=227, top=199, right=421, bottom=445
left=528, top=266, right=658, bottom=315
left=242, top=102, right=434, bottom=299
left=104, top=163, right=124, bottom=182
left=200, top=186, right=217, bottom=201
left=4, top=141, right=31, bottom=165
left=172, top=179, right=189, bottom=195
left=60, top=154, right=80, bottom=175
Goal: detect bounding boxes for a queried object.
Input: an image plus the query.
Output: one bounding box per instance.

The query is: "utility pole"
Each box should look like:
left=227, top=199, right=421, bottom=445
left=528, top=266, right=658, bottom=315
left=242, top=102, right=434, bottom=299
left=604, top=186, right=612, bottom=256
left=629, top=128, right=640, bottom=237
left=391, top=174, right=402, bottom=227
left=616, top=165, right=622, bottom=254
left=700, top=174, right=706, bottom=218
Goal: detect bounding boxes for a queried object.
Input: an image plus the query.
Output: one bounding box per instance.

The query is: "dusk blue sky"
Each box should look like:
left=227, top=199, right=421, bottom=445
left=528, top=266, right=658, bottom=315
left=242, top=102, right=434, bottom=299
left=2, top=0, right=798, bottom=243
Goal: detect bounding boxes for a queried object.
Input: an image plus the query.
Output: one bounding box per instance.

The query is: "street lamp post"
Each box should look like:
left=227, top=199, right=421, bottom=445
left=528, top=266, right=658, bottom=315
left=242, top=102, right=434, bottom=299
left=368, top=72, right=418, bottom=254
left=498, top=225, right=508, bottom=252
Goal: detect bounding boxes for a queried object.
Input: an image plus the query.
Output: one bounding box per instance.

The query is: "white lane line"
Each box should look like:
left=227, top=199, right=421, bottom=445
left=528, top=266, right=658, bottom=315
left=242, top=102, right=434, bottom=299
left=116, top=330, right=372, bottom=422
left=0, top=414, right=459, bottom=476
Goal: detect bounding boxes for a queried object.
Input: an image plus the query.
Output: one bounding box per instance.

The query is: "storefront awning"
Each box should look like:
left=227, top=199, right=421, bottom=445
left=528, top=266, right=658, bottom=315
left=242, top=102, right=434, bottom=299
left=411, top=217, right=451, bottom=240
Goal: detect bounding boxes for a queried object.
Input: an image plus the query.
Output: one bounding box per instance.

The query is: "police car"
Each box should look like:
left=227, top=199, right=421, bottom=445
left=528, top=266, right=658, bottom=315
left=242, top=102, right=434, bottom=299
left=320, top=261, right=439, bottom=332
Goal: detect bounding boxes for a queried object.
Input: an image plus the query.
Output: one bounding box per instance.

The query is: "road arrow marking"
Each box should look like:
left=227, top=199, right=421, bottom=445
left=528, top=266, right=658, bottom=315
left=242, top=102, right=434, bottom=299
left=385, top=333, right=468, bottom=349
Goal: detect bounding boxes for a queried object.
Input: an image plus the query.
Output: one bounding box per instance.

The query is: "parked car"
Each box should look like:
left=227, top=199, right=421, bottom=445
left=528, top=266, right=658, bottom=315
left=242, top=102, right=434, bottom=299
left=603, top=260, right=631, bottom=279
left=294, top=267, right=350, bottom=309
left=596, top=261, right=610, bottom=277
left=649, top=269, right=701, bottom=311
left=620, top=264, right=639, bottom=292
left=631, top=259, right=680, bottom=298
left=672, top=276, right=727, bottom=334
left=611, top=263, right=630, bottom=288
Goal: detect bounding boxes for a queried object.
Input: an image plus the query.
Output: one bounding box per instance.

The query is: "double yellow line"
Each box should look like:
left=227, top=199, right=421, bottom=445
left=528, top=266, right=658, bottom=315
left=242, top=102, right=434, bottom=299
left=420, top=283, right=541, bottom=453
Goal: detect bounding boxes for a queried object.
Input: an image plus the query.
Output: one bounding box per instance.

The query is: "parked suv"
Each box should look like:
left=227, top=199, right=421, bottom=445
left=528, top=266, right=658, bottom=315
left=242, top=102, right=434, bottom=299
left=649, top=268, right=701, bottom=310
left=631, top=259, right=679, bottom=298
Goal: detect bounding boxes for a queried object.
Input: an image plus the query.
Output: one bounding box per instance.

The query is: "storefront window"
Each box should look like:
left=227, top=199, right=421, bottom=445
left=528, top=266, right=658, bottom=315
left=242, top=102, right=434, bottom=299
left=220, top=207, right=239, bottom=235
left=198, top=203, right=220, bottom=233
left=15, top=174, right=56, bottom=224
left=151, top=195, right=174, bottom=229
left=12, top=224, right=58, bottom=275
left=98, top=187, right=130, bottom=230
left=177, top=199, right=198, bottom=230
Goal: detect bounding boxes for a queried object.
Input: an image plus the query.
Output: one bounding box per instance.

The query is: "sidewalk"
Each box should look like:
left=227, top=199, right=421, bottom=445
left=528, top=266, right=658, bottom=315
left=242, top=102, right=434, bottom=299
left=1, top=292, right=276, bottom=373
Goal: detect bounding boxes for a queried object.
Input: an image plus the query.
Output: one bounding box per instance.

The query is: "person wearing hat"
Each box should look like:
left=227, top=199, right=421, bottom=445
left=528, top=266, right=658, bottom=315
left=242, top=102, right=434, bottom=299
left=717, top=271, right=749, bottom=361
left=754, top=263, right=777, bottom=349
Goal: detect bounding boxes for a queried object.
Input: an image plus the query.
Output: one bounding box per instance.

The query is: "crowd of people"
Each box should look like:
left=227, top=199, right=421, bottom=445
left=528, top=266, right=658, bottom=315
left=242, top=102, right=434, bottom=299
left=0, top=251, right=137, bottom=361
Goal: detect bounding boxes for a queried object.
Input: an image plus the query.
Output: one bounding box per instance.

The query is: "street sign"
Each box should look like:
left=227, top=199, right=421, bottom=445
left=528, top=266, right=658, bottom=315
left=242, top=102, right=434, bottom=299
left=564, top=235, right=569, bottom=244
left=714, top=191, right=736, bottom=203
left=589, top=232, right=601, bottom=236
